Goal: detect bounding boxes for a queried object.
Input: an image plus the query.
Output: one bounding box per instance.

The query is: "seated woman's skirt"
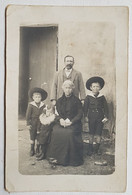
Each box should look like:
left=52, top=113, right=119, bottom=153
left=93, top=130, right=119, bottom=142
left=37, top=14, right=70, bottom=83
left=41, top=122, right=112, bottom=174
left=46, top=123, right=83, bottom=166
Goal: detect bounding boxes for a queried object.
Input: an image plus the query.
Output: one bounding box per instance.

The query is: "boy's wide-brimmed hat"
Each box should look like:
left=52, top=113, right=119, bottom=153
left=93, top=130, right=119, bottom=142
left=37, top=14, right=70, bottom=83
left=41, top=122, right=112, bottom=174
left=86, top=76, right=105, bottom=90
left=29, top=87, right=48, bottom=101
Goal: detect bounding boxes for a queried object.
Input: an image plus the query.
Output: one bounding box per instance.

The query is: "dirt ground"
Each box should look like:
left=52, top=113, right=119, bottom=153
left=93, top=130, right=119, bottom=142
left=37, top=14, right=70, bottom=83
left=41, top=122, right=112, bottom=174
left=18, top=120, right=115, bottom=175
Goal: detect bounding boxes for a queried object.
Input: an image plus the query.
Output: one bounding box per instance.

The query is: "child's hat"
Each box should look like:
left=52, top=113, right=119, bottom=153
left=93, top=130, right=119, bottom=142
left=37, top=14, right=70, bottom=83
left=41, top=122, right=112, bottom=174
left=29, top=87, right=48, bottom=101
left=86, top=76, right=105, bottom=90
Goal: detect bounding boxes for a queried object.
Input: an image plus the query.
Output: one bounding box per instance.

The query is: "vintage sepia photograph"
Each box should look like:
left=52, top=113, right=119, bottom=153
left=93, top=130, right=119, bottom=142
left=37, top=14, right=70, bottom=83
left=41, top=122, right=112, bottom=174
left=19, top=22, right=115, bottom=175
left=5, top=5, right=128, bottom=192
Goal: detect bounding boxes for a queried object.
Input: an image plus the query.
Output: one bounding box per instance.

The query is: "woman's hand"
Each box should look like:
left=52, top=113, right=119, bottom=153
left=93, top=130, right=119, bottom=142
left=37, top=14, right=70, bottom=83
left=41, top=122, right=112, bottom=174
left=60, top=118, right=72, bottom=127
left=60, top=118, right=66, bottom=127
left=65, top=118, right=72, bottom=127
left=65, top=121, right=72, bottom=127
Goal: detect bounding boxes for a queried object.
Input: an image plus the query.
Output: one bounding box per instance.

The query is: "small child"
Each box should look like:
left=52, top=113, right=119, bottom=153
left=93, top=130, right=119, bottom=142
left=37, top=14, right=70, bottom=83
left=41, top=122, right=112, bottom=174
left=36, top=105, right=56, bottom=161
left=26, top=87, right=47, bottom=156
left=84, top=76, right=108, bottom=156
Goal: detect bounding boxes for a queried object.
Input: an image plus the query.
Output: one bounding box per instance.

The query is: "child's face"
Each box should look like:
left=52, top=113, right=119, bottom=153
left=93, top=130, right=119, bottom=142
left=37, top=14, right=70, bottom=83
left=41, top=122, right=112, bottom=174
left=90, top=82, right=101, bottom=94
left=46, top=109, right=53, bottom=117
left=32, top=93, right=42, bottom=103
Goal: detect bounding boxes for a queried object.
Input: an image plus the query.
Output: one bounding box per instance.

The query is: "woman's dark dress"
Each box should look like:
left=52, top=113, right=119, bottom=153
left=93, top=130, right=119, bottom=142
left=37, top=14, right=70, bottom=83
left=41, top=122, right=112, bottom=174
left=47, top=94, right=83, bottom=166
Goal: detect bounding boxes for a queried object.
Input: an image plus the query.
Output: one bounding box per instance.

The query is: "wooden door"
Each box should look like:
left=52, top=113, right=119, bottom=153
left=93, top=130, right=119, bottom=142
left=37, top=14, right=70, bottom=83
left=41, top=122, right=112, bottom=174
left=28, top=27, right=58, bottom=105
left=19, top=26, right=58, bottom=117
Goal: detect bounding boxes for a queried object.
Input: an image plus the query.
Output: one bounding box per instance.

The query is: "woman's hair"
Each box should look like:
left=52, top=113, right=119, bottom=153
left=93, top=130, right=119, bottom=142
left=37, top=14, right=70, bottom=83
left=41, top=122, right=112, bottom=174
left=62, top=80, right=75, bottom=90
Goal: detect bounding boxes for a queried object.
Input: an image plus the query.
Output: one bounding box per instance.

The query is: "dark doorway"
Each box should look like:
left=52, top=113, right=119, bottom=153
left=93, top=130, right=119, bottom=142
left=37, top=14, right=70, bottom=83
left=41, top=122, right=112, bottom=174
left=19, top=26, right=58, bottom=118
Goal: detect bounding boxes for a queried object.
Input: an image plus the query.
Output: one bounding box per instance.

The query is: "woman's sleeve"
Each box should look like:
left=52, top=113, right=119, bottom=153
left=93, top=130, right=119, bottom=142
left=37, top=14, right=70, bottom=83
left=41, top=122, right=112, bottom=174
left=54, top=115, right=61, bottom=123
left=83, top=96, right=89, bottom=117
left=56, top=100, right=64, bottom=119
left=103, top=96, right=109, bottom=118
left=26, top=104, right=32, bottom=125
left=71, top=99, right=83, bottom=124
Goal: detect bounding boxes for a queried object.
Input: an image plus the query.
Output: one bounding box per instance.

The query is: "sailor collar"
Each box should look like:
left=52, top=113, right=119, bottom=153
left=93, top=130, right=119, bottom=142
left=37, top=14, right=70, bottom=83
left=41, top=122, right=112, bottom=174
left=88, top=92, right=103, bottom=98
left=30, top=101, right=45, bottom=108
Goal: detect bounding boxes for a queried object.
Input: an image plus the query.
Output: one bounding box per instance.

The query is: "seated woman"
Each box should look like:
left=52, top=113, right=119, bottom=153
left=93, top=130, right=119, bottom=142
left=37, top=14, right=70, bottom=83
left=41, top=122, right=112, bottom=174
left=47, top=80, right=84, bottom=167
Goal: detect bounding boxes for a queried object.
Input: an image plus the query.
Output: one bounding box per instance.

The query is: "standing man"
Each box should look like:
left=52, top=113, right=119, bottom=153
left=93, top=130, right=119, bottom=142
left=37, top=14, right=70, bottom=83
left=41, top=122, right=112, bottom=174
left=50, top=55, right=86, bottom=106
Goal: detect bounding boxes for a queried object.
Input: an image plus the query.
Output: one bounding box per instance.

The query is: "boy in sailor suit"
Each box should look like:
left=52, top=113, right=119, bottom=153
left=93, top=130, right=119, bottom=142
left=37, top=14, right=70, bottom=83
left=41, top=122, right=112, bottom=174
left=26, top=87, right=47, bottom=156
left=84, top=77, right=108, bottom=156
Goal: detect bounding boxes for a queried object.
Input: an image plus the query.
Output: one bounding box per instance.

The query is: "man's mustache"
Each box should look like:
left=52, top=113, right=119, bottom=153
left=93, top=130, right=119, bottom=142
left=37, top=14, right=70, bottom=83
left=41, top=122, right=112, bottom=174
left=66, top=64, right=72, bottom=68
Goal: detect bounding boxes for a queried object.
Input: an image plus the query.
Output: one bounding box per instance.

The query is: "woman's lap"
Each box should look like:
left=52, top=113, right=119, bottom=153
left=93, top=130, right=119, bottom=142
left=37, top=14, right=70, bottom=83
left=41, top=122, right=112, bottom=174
left=46, top=123, right=83, bottom=166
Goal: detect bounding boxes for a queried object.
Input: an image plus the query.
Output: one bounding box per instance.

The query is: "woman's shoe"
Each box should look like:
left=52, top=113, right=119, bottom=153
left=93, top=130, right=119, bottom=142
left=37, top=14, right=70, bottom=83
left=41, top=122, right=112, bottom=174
left=48, top=158, right=58, bottom=169
left=49, top=158, right=57, bottom=164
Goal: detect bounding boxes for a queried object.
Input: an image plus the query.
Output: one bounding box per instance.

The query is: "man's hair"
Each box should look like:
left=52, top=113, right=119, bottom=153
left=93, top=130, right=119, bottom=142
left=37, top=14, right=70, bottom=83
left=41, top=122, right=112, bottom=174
left=64, top=55, right=74, bottom=62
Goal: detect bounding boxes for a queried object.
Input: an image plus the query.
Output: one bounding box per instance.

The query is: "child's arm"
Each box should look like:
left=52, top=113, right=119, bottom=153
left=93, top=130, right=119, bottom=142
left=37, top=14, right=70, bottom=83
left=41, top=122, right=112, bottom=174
left=102, top=96, right=109, bottom=123
left=26, top=104, right=32, bottom=127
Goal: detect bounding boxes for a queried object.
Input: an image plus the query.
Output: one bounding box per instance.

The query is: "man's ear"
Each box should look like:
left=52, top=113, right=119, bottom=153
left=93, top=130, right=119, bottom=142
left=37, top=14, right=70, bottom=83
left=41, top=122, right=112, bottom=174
left=90, top=85, right=92, bottom=90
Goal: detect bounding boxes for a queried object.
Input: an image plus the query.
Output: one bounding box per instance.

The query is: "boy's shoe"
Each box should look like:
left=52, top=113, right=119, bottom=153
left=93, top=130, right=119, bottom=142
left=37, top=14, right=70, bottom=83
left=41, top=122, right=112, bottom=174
left=94, top=160, right=107, bottom=166
left=36, top=151, right=42, bottom=158
left=30, top=144, right=35, bottom=156
left=36, top=153, right=45, bottom=161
